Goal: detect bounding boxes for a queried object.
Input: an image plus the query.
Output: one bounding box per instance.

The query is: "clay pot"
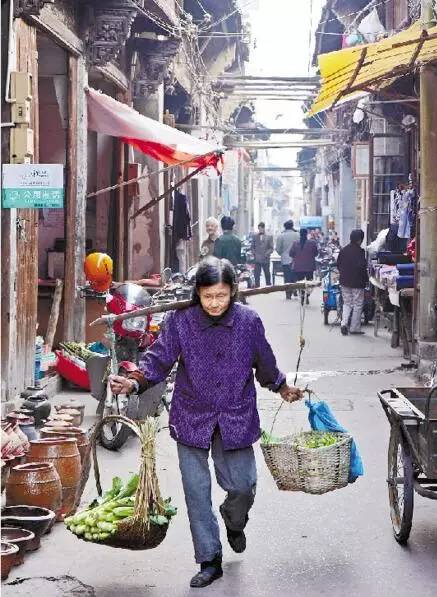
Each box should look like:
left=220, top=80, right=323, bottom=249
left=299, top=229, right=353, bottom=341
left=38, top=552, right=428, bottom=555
left=58, top=400, right=85, bottom=424
left=44, top=419, right=72, bottom=428
left=1, top=505, right=56, bottom=537
left=1, top=423, right=26, bottom=459
left=2, top=527, right=38, bottom=561
left=7, top=412, right=34, bottom=425
left=6, top=463, right=62, bottom=515
left=2, top=462, right=10, bottom=493
left=48, top=413, right=74, bottom=425
left=26, top=438, right=81, bottom=521
left=40, top=427, right=90, bottom=463
left=21, top=394, right=51, bottom=427
left=55, top=409, right=82, bottom=427
left=1, top=542, right=19, bottom=580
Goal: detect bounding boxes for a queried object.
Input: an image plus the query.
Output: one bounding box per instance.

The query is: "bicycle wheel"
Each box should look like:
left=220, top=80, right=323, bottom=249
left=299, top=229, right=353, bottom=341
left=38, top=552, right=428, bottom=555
left=387, top=427, right=414, bottom=544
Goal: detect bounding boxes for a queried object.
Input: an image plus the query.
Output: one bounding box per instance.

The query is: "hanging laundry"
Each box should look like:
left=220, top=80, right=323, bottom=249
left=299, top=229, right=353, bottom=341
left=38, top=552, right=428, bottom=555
left=406, top=188, right=417, bottom=237
left=172, top=190, right=192, bottom=241
left=397, top=190, right=411, bottom=238
left=390, top=189, right=401, bottom=224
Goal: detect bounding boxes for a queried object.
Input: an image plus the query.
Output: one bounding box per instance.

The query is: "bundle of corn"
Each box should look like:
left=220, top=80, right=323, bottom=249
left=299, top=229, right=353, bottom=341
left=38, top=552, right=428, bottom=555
left=66, top=415, right=176, bottom=549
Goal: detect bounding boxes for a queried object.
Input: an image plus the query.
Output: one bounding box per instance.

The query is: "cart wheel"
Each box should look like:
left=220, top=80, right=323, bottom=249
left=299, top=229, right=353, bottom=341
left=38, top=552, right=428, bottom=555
left=387, top=427, right=414, bottom=544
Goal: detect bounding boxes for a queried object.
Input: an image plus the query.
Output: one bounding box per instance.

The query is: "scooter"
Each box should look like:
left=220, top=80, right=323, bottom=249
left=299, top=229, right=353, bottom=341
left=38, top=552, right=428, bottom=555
left=86, top=282, right=167, bottom=450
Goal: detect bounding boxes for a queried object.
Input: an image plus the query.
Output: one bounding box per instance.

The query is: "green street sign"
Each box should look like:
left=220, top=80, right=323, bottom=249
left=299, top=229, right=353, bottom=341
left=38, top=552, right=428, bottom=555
left=2, top=164, right=64, bottom=209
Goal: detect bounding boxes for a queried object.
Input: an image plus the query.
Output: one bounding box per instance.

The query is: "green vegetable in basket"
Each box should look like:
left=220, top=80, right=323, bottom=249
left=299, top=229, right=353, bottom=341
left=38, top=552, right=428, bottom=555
left=97, top=521, right=116, bottom=533
left=103, top=476, right=123, bottom=501
left=117, top=474, right=139, bottom=499
left=260, top=429, right=282, bottom=446
left=292, top=431, right=340, bottom=450
left=113, top=507, right=135, bottom=518
left=150, top=515, right=168, bottom=526
left=75, top=525, right=86, bottom=536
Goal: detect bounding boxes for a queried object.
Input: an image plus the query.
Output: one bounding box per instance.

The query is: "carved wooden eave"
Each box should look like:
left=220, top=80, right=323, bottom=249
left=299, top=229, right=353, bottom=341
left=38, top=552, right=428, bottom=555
left=133, top=37, right=180, bottom=97
left=14, top=0, right=55, bottom=17
left=86, top=1, right=138, bottom=67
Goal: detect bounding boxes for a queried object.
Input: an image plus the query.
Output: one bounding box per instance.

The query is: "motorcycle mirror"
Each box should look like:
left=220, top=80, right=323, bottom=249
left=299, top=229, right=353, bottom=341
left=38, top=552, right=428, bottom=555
left=162, top=267, right=172, bottom=285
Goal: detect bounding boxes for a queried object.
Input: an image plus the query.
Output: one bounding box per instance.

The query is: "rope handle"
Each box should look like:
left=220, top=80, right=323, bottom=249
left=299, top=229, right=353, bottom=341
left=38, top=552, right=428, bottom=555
left=91, top=415, right=142, bottom=497
left=268, top=283, right=311, bottom=437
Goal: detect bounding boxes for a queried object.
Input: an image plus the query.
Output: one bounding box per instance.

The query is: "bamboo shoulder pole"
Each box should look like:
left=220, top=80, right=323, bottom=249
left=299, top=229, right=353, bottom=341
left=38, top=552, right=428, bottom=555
left=89, top=281, right=320, bottom=327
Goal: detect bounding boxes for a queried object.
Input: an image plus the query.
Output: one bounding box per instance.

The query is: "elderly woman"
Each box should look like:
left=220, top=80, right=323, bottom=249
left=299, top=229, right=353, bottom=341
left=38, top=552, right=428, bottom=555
left=200, top=217, right=220, bottom=257
left=110, top=257, right=302, bottom=588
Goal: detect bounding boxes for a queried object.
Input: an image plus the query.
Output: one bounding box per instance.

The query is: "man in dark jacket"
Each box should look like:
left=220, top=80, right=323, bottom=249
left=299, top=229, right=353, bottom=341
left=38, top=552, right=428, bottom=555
left=252, top=222, right=273, bottom=287
left=337, top=229, right=368, bottom=336
left=213, top=216, right=242, bottom=266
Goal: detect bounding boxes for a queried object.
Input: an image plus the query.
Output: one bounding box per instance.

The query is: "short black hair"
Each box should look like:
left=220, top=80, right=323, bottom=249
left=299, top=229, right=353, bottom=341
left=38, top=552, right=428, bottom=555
left=192, top=256, right=237, bottom=304
left=284, top=220, right=294, bottom=230
left=221, top=216, right=235, bottom=231
left=258, top=222, right=265, bottom=228
left=350, top=229, right=365, bottom=244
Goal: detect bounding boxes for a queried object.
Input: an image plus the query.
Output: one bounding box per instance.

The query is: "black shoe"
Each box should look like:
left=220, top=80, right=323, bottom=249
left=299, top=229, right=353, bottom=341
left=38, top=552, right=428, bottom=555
left=350, top=330, right=365, bottom=335
left=190, top=555, right=223, bottom=588
left=341, top=325, right=349, bottom=336
left=225, top=527, right=246, bottom=553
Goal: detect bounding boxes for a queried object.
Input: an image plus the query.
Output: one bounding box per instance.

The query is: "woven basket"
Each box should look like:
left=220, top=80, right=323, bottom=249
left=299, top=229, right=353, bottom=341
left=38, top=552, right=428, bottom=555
left=261, top=431, right=352, bottom=494
left=87, top=414, right=168, bottom=550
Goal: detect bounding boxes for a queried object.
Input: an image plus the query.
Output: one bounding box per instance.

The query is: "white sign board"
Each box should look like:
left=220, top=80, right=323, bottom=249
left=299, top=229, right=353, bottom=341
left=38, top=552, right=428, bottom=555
left=2, top=163, right=64, bottom=208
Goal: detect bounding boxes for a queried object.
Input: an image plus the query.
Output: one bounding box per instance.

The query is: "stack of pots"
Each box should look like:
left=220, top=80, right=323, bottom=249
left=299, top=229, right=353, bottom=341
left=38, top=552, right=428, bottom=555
left=25, top=437, right=81, bottom=521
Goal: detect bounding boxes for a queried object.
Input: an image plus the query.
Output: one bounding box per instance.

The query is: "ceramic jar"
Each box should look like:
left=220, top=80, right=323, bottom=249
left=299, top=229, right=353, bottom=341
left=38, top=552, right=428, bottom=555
left=25, top=438, right=81, bottom=521
left=48, top=414, right=74, bottom=425
left=58, top=400, right=85, bottom=424
left=21, top=394, right=51, bottom=427
left=39, top=427, right=90, bottom=463
left=55, top=409, right=82, bottom=427
left=6, top=462, right=62, bottom=515
left=6, top=414, right=36, bottom=443
left=44, top=419, right=71, bottom=429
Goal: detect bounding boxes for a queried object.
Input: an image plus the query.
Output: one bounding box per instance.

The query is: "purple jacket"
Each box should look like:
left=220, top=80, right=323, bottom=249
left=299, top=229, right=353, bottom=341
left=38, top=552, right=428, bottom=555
left=135, top=303, right=285, bottom=450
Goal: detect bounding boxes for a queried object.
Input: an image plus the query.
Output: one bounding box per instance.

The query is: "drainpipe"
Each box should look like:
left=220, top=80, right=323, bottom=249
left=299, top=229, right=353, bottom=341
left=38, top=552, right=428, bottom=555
left=418, top=0, right=437, bottom=370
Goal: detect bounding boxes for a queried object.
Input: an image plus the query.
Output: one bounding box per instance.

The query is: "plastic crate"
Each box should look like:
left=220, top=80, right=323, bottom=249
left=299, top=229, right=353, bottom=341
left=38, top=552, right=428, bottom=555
left=56, top=350, right=90, bottom=390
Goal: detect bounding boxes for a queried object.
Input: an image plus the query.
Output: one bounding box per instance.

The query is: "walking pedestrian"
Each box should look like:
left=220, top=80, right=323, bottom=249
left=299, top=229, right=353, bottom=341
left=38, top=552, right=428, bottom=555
left=200, top=217, right=219, bottom=258
left=276, top=220, right=299, bottom=299
left=252, top=222, right=273, bottom=287
left=213, top=216, right=242, bottom=266
left=289, top=228, right=318, bottom=304
left=109, top=257, right=303, bottom=588
left=337, top=229, right=368, bottom=336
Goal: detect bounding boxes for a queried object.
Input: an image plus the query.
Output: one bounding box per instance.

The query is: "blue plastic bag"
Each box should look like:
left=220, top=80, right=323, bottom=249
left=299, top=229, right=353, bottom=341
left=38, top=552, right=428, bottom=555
left=305, top=399, right=364, bottom=483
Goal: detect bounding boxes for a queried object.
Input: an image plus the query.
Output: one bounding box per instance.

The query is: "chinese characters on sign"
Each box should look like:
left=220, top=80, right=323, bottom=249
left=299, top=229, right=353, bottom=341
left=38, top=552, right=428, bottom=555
left=2, top=164, right=64, bottom=208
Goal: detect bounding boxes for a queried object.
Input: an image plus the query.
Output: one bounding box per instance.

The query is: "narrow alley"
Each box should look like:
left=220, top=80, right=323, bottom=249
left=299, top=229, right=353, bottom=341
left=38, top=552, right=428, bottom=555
left=3, top=291, right=436, bottom=597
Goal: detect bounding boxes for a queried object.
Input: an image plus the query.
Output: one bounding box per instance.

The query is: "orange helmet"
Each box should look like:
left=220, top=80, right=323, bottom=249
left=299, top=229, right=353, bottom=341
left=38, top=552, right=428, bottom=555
left=84, top=252, right=113, bottom=292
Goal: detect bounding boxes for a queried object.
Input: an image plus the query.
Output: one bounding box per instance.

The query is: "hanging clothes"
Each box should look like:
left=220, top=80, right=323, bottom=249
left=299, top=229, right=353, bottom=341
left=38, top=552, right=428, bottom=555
left=397, top=190, right=411, bottom=238
left=172, top=190, right=192, bottom=241
left=406, top=188, right=417, bottom=237
left=389, top=188, right=401, bottom=224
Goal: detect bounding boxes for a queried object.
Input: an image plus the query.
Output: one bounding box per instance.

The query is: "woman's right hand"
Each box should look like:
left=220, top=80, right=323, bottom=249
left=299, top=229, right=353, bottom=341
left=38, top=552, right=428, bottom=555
left=109, top=375, right=136, bottom=395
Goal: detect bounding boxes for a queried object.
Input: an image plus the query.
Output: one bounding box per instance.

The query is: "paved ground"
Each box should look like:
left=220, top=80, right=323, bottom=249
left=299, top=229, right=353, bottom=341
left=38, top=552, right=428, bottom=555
left=4, top=291, right=437, bottom=596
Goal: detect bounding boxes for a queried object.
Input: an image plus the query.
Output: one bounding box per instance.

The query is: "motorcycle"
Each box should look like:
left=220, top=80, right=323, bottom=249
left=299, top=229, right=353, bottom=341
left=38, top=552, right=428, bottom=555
left=86, top=281, right=168, bottom=450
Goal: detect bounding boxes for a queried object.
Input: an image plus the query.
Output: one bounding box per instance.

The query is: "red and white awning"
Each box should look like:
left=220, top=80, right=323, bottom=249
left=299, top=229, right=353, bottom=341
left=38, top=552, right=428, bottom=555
left=87, top=87, right=223, bottom=171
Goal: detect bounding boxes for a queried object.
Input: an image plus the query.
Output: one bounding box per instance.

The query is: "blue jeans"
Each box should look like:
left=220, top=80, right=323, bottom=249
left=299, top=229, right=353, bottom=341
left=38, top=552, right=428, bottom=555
left=177, top=429, right=257, bottom=563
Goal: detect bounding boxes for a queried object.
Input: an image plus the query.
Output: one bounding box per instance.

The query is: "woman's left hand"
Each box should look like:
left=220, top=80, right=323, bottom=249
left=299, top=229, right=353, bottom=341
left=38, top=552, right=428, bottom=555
left=279, top=384, right=303, bottom=403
